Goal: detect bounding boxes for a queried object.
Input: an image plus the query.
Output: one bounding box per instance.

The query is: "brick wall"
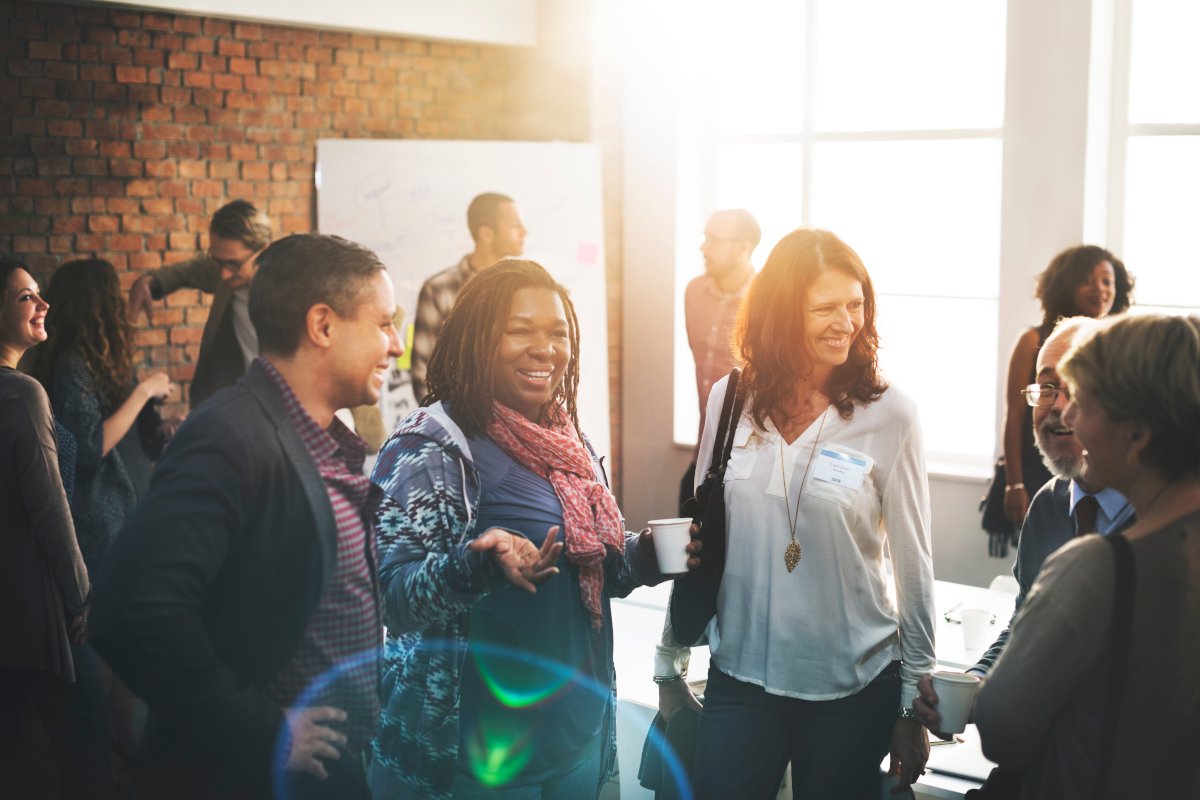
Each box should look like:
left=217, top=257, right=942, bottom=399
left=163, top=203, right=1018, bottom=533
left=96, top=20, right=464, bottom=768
left=0, top=1, right=506, bottom=415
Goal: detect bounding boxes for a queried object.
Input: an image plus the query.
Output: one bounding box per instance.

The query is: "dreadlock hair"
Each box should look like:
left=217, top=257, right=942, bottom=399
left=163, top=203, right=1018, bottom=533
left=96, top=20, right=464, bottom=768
left=27, top=258, right=136, bottom=411
left=424, top=259, right=582, bottom=440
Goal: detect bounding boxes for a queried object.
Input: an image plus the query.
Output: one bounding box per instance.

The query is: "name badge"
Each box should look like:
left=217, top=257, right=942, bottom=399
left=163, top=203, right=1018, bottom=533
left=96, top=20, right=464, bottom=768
left=811, top=448, right=868, bottom=491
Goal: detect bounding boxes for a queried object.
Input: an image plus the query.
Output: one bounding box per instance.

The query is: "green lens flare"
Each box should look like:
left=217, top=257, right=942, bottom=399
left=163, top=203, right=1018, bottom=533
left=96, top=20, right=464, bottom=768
left=470, top=644, right=583, bottom=708
left=465, top=714, right=535, bottom=787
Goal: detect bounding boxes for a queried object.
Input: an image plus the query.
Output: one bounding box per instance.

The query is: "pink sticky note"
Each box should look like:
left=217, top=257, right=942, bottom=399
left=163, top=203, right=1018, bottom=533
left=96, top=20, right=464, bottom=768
left=576, top=242, right=599, bottom=265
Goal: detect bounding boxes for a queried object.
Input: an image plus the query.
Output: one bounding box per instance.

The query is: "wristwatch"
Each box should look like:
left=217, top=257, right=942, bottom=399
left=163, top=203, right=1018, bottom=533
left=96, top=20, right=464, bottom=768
left=897, top=706, right=918, bottom=720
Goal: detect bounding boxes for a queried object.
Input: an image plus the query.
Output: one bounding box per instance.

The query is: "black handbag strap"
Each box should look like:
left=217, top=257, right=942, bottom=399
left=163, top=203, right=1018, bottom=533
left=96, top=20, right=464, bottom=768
left=1096, top=532, right=1135, bottom=798
left=706, top=368, right=744, bottom=481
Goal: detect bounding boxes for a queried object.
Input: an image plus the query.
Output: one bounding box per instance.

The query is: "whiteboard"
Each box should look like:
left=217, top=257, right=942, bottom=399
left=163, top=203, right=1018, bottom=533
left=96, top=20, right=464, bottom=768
left=316, top=139, right=610, bottom=461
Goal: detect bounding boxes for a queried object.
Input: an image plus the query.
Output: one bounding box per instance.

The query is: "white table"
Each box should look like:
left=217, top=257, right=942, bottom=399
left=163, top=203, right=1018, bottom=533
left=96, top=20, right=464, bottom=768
left=611, top=579, right=1017, bottom=799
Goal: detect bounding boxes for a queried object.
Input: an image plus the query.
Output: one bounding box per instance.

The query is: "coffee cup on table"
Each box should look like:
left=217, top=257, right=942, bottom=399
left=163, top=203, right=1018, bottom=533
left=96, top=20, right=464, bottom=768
left=648, top=518, right=692, bottom=575
left=930, top=671, right=982, bottom=734
left=961, top=608, right=994, bottom=650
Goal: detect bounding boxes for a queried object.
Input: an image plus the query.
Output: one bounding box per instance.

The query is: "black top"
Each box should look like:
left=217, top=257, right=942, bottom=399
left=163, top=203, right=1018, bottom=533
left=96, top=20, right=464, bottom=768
left=90, top=361, right=344, bottom=799
left=0, top=367, right=90, bottom=680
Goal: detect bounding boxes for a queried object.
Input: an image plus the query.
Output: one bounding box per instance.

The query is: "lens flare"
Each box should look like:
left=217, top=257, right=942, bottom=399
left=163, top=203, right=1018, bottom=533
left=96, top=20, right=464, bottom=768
left=269, top=637, right=696, bottom=799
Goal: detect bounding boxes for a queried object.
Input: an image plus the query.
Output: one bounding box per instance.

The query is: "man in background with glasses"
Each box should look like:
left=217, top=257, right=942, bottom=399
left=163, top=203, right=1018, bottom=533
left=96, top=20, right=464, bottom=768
left=912, top=316, right=1136, bottom=785
left=127, top=200, right=271, bottom=409
left=676, top=209, right=760, bottom=516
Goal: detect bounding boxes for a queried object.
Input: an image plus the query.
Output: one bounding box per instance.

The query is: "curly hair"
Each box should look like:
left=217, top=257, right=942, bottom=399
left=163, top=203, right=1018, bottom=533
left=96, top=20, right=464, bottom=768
left=424, top=259, right=582, bottom=440
left=1036, top=245, right=1134, bottom=325
left=27, top=258, right=136, bottom=411
left=734, top=227, right=887, bottom=430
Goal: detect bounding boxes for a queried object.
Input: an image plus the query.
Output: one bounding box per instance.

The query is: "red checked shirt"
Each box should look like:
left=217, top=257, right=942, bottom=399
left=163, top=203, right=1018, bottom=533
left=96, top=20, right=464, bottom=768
left=259, top=358, right=383, bottom=759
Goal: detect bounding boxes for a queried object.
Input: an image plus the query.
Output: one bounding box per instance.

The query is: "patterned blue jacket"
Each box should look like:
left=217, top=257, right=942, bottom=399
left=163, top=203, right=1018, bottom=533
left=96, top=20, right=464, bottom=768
left=369, top=402, right=665, bottom=799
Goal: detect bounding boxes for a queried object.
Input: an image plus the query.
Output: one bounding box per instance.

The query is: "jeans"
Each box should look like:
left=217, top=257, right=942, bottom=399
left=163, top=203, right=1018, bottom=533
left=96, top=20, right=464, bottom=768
left=692, top=661, right=901, bottom=800
left=0, top=640, right=114, bottom=800
left=449, top=737, right=604, bottom=800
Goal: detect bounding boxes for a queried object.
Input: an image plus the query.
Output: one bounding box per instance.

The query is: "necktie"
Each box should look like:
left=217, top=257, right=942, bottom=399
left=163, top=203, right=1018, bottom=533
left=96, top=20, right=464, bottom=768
left=1075, top=494, right=1100, bottom=536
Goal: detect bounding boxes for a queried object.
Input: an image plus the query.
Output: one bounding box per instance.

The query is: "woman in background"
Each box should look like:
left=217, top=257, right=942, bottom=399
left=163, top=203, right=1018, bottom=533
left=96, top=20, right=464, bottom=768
left=1001, top=246, right=1134, bottom=528
left=657, top=227, right=935, bottom=798
left=26, top=258, right=175, bottom=795
left=975, top=313, right=1200, bottom=797
left=0, top=260, right=113, bottom=798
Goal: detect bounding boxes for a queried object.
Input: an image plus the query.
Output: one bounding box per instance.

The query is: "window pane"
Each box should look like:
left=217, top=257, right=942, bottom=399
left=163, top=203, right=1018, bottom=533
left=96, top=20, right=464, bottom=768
left=1123, top=136, right=1200, bottom=307
left=712, top=0, right=807, bottom=136
left=809, top=139, right=1002, bottom=298
left=716, top=143, right=805, bottom=258
left=876, top=295, right=998, bottom=459
left=815, top=0, right=1007, bottom=132
left=1128, top=0, right=1200, bottom=124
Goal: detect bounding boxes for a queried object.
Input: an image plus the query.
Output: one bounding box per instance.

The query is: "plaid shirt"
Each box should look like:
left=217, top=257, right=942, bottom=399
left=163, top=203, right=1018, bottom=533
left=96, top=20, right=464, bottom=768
left=258, top=358, right=383, bottom=758
left=410, top=255, right=478, bottom=402
left=684, top=272, right=752, bottom=437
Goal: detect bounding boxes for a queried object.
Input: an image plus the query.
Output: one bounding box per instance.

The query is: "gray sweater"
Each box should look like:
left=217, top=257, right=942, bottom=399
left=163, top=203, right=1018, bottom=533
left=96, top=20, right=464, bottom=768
left=971, top=477, right=1136, bottom=675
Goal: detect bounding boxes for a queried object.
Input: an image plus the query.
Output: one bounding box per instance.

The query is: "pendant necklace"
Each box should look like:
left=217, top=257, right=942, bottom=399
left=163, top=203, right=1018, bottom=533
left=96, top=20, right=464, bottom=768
left=780, top=406, right=829, bottom=573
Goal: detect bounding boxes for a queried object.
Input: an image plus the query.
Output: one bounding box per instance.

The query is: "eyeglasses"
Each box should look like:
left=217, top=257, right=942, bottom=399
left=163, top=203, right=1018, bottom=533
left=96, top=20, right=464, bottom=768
left=1022, top=383, right=1072, bottom=407
left=207, top=250, right=256, bottom=273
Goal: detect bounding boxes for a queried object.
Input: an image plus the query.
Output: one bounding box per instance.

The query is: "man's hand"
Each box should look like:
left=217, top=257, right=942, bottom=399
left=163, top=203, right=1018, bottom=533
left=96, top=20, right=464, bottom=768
left=658, top=679, right=702, bottom=723
left=468, top=526, right=562, bottom=594
left=913, top=675, right=955, bottom=741
left=68, top=611, right=87, bottom=645
left=129, top=274, right=157, bottom=325
left=637, top=524, right=703, bottom=575
left=283, top=706, right=347, bottom=780
left=1003, top=485, right=1029, bottom=528
left=887, top=717, right=929, bottom=794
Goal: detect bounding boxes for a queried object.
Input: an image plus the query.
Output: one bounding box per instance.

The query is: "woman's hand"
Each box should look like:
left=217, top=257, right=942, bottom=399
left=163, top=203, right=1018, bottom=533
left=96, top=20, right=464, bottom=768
left=886, top=717, right=929, bottom=793
left=1003, top=485, right=1029, bottom=528
left=637, top=523, right=703, bottom=575
left=658, top=679, right=703, bottom=722
left=138, top=371, right=174, bottom=405
left=469, top=526, right=563, bottom=594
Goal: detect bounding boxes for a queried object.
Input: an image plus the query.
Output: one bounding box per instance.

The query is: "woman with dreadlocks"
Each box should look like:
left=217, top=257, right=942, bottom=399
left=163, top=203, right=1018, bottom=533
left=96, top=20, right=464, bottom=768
left=367, top=260, right=697, bottom=800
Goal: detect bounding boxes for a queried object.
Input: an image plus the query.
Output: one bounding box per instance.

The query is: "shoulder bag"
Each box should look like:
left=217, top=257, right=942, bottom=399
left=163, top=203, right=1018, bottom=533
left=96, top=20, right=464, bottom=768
left=670, top=368, right=746, bottom=647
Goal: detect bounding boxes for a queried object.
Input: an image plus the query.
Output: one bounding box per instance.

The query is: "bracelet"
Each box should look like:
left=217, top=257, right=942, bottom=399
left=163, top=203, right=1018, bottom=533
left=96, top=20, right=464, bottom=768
left=653, top=672, right=688, bottom=684
left=1004, top=483, right=1025, bottom=492
left=897, top=706, right=917, bottom=720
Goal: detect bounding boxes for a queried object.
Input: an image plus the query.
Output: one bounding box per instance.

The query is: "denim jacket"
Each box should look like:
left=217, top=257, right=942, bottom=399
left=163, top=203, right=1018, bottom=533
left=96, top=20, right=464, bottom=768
left=369, top=402, right=665, bottom=799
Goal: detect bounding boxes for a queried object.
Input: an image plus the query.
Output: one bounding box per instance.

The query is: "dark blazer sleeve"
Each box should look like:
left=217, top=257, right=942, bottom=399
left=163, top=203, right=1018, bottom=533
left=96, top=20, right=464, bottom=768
left=90, top=410, right=284, bottom=778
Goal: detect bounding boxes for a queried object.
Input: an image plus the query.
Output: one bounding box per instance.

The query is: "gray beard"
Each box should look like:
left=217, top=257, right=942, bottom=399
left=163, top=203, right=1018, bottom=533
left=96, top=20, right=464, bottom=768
left=1034, top=414, right=1085, bottom=482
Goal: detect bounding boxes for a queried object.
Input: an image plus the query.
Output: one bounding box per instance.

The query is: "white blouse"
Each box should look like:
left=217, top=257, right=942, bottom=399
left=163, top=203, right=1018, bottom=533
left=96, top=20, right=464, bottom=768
left=656, top=376, right=936, bottom=708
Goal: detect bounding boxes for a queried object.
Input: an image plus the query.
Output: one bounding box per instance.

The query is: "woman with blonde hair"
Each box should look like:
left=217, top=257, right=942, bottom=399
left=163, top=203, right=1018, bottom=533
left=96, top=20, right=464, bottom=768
left=974, top=313, right=1200, bottom=798
left=657, top=227, right=935, bottom=798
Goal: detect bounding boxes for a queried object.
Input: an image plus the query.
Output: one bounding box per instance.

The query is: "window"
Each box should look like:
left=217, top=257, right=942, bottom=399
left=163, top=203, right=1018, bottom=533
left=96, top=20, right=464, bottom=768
left=1100, top=0, right=1200, bottom=314
left=674, top=0, right=1008, bottom=468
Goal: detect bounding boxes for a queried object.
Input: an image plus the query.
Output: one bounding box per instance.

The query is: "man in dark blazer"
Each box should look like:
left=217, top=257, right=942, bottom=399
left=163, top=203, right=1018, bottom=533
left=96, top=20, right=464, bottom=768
left=92, top=234, right=404, bottom=799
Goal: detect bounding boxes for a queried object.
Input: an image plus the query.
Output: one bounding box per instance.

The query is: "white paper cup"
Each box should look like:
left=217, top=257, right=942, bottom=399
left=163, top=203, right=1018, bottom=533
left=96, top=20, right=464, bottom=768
left=648, top=518, right=693, bottom=574
left=931, top=671, right=981, bottom=734
left=961, top=608, right=994, bottom=651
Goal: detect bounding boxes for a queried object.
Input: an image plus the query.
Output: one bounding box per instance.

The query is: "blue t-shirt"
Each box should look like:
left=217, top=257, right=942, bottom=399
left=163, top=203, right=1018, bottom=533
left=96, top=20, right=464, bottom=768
left=456, top=436, right=613, bottom=786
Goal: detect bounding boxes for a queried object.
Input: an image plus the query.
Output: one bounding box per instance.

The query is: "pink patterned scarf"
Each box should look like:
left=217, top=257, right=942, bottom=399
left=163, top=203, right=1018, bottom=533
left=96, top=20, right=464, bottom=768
left=486, top=400, right=625, bottom=628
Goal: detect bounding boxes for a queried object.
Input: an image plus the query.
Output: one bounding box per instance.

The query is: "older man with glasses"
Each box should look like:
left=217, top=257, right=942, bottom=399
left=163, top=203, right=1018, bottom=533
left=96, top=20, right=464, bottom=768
left=912, top=315, right=1137, bottom=794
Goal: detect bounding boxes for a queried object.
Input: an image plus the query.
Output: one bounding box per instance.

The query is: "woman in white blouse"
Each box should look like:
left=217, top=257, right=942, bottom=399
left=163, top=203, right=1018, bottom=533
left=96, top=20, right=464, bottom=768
left=655, top=227, right=935, bottom=798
